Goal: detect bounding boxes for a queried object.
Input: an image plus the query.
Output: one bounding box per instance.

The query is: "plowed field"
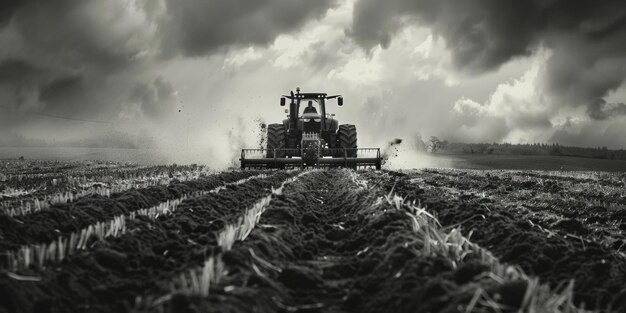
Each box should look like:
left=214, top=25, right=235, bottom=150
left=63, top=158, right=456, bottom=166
left=1, top=161, right=625, bottom=312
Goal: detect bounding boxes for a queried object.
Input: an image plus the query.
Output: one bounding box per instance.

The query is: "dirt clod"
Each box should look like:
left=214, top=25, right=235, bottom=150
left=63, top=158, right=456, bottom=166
left=326, top=228, right=349, bottom=241
left=93, top=248, right=128, bottom=271
left=551, top=218, right=589, bottom=235
left=278, top=266, right=323, bottom=289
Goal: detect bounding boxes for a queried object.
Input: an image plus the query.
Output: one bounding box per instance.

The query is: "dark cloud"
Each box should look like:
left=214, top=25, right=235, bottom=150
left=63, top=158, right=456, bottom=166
left=0, top=59, right=48, bottom=86
left=162, top=0, right=337, bottom=56
left=587, top=99, right=626, bottom=120
left=543, top=45, right=626, bottom=119
left=9, top=0, right=158, bottom=72
left=0, top=0, right=338, bottom=126
left=0, top=0, right=162, bottom=129
left=349, top=0, right=626, bottom=119
left=350, top=0, right=547, bottom=70
left=0, top=0, right=20, bottom=28
left=39, top=75, right=84, bottom=106
left=129, top=77, right=176, bottom=120
left=350, top=0, right=626, bottom=72
left=549, top=118, right=626, bottom=149
left=0, top=59, right=59, bottom=112
left=0, top=58, right=102, bottom=119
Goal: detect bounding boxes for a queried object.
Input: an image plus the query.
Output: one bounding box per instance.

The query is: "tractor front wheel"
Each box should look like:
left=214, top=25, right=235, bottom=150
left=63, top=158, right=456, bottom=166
left=266, top=124, right=286, bottom=168
left=336, top=124, right=357, bottom=158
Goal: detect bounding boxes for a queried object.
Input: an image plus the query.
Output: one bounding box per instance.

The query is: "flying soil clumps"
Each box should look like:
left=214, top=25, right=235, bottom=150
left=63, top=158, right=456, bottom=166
left=382, top=138, right=403, bottom=165
left=255, top=118, right=267, bottom=149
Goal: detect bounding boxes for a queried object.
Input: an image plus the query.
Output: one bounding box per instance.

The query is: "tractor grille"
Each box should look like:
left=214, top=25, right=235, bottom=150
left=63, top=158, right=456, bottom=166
left=303, top=121, right=320, bottom=132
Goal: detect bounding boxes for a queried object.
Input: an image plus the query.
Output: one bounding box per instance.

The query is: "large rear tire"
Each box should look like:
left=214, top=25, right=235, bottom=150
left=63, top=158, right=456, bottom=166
left=266, top=124, right=286, bottom=168
left=336, top=124, right=357, bottom=158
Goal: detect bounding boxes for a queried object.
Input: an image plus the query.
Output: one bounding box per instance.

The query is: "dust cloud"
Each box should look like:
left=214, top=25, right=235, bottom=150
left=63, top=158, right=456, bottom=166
left=382, top=137, right=452, bottom=170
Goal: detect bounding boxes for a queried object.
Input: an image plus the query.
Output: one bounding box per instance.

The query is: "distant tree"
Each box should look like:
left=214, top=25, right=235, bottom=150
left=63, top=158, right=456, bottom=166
left=474, top=144, right=487, bottom=154
left=549, top=144, right=562, bottom=156
left=428, top=136, right=444, bottom=153
left=440, top=140, right=449, bottom=151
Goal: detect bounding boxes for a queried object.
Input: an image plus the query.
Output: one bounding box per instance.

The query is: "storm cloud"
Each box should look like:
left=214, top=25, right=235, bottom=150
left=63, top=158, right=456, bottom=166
left=0, top=0, right=340, bottom=165
left=0, top=0, right=161, bottom=123
left=349, top=0, right=626, bottom=119
left=129, top=77, right=177, bottom=120
left=162, top=0, right=337, bottom=56
left=2, top=0, right=626, bottom=164
left=0, top=0, right=337, bottom=119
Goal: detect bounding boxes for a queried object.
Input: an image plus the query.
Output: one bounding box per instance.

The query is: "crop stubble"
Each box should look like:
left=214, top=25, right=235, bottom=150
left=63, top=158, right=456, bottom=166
left=1, top=164, right=623, bottom=312
left=0, top=170, right=296, bottom=312
left=370, top=169, right=626, bottom=311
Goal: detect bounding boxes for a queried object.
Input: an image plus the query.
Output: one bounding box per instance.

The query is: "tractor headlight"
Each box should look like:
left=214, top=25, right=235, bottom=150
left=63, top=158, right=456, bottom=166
left=313, top=118, right=321, bottom=122
left=304, top=118, right=312, bottom=122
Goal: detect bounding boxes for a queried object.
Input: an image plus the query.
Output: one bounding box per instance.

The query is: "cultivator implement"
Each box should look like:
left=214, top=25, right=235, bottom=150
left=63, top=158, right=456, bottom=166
left=240, top=148, right=382, bottom=169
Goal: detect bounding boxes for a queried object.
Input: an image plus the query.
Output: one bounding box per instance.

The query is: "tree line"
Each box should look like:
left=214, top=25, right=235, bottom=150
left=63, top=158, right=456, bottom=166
left=417, top=136, right=626, bottom=160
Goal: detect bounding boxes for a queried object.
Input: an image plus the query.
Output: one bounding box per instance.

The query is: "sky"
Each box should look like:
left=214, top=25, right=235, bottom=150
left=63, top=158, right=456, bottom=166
left=1, top=0, right=626, bottom=167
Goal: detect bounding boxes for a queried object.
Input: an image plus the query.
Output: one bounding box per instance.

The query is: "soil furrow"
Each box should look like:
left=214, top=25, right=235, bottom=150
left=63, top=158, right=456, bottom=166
left=0, top=171, right=261, bottom=252
left=365, top=170, right=626, bottom=311
left=164, top=170, right=583, bottom=313
left=163, top=170, right=378, bottom=312
left=420, top=169, right=626, bottom=221
left=1, top=172, right=282, bottom=270
left=1, top=168, right=210, bottom=218
left=0, top=172, right=297, bottom=313
left=415, top=170, right=626, bottom=255
left=1, top=164, right=210, bottom=213
left=2, top=162, right=623, bottom=313
left=1, top=162, right=153, bottom=191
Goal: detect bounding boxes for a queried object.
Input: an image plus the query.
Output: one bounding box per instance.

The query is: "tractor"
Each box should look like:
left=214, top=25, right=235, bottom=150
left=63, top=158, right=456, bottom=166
left=240, top=88, right=381, bottom=169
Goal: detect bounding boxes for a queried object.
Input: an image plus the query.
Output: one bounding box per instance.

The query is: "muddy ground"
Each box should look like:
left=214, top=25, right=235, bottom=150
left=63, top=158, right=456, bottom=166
left=0, top=162, right=625, bottom=312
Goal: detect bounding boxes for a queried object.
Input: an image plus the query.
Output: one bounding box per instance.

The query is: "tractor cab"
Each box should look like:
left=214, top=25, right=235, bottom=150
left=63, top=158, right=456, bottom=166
left=300, top=101, right=322, bottom=132
left=301, top=101, right=321, bottom=120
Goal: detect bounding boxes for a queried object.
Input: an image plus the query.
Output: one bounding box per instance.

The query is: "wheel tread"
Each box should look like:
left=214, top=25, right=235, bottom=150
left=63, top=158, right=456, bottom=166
left=266, top=124, right=286, bottom=159
left=337, top=124, right=357, bottom=158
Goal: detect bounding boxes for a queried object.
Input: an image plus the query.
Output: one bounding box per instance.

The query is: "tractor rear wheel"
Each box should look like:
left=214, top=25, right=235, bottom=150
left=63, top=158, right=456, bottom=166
left=337, top=124, right=357, bottom=158
left=266, top=124, right=286, bottom=168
